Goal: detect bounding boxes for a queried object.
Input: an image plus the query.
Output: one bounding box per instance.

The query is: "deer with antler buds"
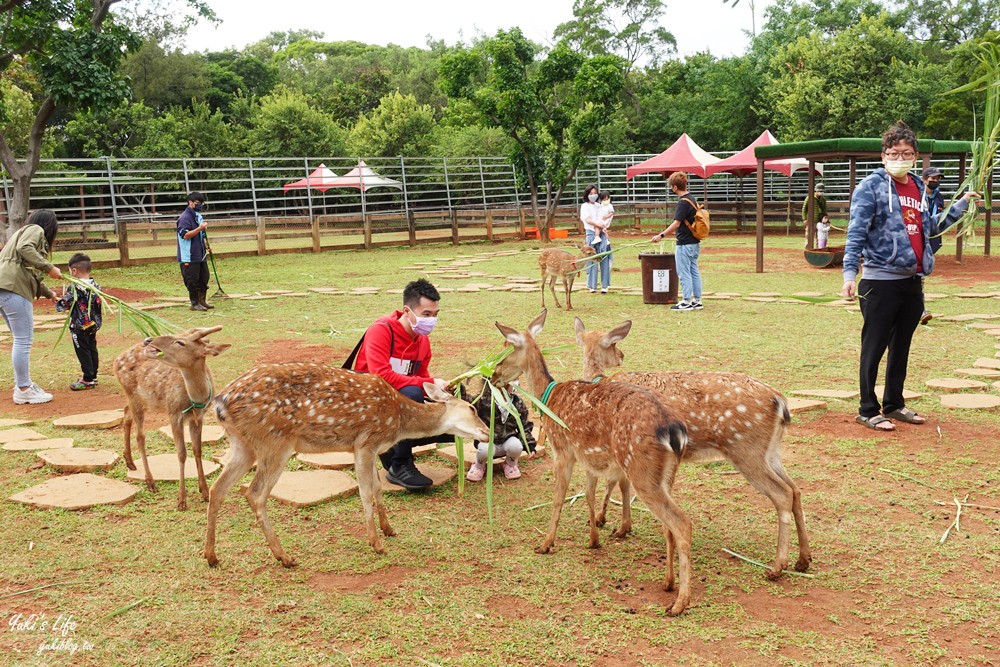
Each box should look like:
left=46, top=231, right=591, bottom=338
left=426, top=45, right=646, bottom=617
left=539, top=243, right=597, bottom=311
left=493, top=310, right=694, bottom=615
left=203, top=364, right=489, bottom=567
left=113, top=326, right=230, bottom=511
left=573, top=317, right=811, bottom=579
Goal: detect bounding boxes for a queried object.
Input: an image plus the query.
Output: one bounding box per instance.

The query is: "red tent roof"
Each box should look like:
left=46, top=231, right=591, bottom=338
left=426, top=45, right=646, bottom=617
left=626, top=134, right=721, bottom=180
left=283, top=164, right=340, bottom=193
left=704, top=130, right=823, bottom=178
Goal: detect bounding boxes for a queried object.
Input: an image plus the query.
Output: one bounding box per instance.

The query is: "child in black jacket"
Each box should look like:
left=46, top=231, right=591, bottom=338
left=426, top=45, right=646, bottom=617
left=465, top=382, right=536, bottom=481
left=56, top=253, right=102, bottom=390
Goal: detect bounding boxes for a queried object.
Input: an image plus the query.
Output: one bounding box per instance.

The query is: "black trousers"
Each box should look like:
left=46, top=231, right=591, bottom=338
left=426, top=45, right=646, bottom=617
left=180, top=261, right=209, bottom=303
left=383, top=384, right=454, bottom=468
left=857, top=276, right=923, bottom=418
left=70, top=329, right=99, bottom=382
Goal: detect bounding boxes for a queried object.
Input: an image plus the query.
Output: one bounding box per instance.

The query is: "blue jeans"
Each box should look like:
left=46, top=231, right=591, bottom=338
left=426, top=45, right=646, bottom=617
left=675, top=242, right=702, bottom=302
left=585, top=231, right=611, bottom=290
left=0, top=290, right=34, bottom=388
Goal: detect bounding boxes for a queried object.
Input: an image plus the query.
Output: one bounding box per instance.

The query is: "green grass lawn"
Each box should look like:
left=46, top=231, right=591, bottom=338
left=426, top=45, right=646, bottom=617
left=1, top=233, right=998, bottom=665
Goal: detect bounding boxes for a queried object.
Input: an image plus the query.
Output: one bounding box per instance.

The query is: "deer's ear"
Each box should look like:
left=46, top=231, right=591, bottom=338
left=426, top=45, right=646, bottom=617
left=206, top=343, right=232, bottom=356
left=603, top=320, right=632, bottom=347
left=495, top=322, right=524, bottom=347
left=424, top=382, right=451, bottom=402
left=527, top=309, right=547, bottom=338
left=573, top=316, right=586, bottom=343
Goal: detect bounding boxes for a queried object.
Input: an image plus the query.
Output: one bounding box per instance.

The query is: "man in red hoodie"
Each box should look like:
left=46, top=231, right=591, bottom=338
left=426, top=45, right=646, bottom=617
left=354, top=279, right=450, bottom=489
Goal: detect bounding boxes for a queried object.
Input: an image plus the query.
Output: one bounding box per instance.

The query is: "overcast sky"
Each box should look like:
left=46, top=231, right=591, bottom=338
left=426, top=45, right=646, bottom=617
left=184, top=0, right=776, bottom=59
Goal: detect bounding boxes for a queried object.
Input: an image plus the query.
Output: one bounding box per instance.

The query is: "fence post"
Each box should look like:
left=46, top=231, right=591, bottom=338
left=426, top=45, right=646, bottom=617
left=443, top=156, right=453, bottom=208
left=105, top=156, right=127, bottom=267
left=399, top=156, right=413, bottom=245
left=303, top=159, right=318, bottom=252
left=249, top=158, right=265, bottom=256
left=363, top=212, right=373, bottom=250
left=486, top=208, right=494, bottom=241
left=596, top=156, right=602, bottom=190
left=450, top=207, right=459, bottom=245
left=182, top=158, right=191, bottom=192
left=478, top=157, right=487, bottom=209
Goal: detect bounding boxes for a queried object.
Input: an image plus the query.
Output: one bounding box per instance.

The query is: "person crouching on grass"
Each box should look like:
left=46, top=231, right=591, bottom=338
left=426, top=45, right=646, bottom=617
left=464, top=381, right=536, bottom=482
left=56, top=253, right=102, bottom=391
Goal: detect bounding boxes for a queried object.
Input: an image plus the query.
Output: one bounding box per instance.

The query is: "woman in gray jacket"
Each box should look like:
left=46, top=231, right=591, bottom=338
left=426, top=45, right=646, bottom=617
left=0, top=210, right=62, bottom=404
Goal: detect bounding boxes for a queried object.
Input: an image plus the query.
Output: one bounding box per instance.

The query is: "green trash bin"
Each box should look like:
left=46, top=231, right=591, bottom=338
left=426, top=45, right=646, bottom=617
left=638, top=252, right=678, bottom=305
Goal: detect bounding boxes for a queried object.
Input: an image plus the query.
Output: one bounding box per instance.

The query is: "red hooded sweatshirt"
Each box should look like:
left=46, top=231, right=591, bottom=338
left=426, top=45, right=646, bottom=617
left=354, top=310, right=432, bottom=392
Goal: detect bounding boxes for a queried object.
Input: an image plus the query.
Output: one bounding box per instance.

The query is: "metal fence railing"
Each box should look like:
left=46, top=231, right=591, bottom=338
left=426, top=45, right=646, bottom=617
left=2, top=154, right=994, bottom=267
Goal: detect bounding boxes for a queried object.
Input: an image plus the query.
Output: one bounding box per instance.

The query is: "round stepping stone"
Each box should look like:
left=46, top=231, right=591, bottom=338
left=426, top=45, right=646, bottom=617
left=786, top=397, right=827, bottom=414
left=747, top=292, right=781, bottom=298
left=378, top=463, right=455, bottom=492
left=926, top=378, right=988, bottom=392
left=0, top=419, right=31, bottom=428
left=510, top=287, right=538, bottom=293
left=241, top=295, right=278, bottom=300
left=260, top=289, right=293, bottom=295
left=954, top=368, right=1000, bottom=378
left=743, top=296, right=776, bottom=302
left=126, top=453, right=220, bottom=481
left=3, top=437, right=74, bottom=452
left=37, top=447, right=119, bottom=472
left=435, top=287, right=455, bottom=293
left=938, top=314, right=1000, bottom=322
left=923, top=293, right=949, bottom=300
left=298, top=451, right=355, bottom=469
left=973, top=357, right=1000, bottom=370
left=308, top=287, right=342, bottom=294
left=940, top=394, right=1000, bottom=409
left=157, top=296, right=193, bottom=303
left=157, top=424, right=226, bottom=444
left=456, top=287, right=480, bottom=293
left=967, top=322, right=1000, bottom=329
left=715, top=293, right=742, bottom=297
left=792, top=292, right=825, bottom=297
left=241, top=470, right=358, bottom=507
left=820, top=299, right=856, bottom=307
left=0, top=427, right=48, bottom=444
left=778, top=298, right=811, bottom=305
left=982, top=329, right=1000, bottom=336
left=955, top=292, right=993, bottom=298
left=53, top=410, right=124, bottom=429
left=790, top=389, right=859, bottom=399
left=34, top=323, right=65, bottom=331
left=33, top=313, right=66, bottom=323
left=217, top=293, right=249, bottom=299
left=10, top=473, right=137, bottom=510
left=874, top=385, right=924, bottom=400
left=701, top=294, right=732, bottom=300
left=994, top=381, right=1000, bottom=391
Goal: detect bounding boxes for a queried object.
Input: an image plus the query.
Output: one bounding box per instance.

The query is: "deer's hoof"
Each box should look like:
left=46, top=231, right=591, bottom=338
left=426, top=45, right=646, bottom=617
left=125, top=460, right=137, bottom=471
left=611, top=527, right=630, bottom=539
left=764, top=567, right=784, bottom=581
left=205, top=553, right=219, bottom=568
left=534, top=545, right=553, bottom=555
left=666, top=601, right=688, bottom=617
left=280, top=558, right=298, bottom=568
left=145, top=481, right=157, bottom=493
left=794, top=556, right=812, bottom=572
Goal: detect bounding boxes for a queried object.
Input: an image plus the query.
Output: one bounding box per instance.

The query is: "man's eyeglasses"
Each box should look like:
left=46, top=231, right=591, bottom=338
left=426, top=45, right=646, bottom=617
left=884, top=151, right=916, bottom=160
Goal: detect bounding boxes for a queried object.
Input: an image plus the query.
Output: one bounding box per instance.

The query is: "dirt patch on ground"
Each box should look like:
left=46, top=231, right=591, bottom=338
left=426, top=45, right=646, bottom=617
left=253, top=340, right=354, bottom=366
left=307, top=565, right=418, bottom=596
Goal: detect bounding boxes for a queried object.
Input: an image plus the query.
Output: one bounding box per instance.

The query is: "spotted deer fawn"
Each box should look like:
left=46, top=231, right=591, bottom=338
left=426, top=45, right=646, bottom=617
left=203, top=364, right=488, bottom=567
left=494, top=310, right=694, bottom=615
left=113, top=326, right=231, bottom=511
left=539, top=243, right=597, bottom=311
left=574, top=317, right=811, bottom=579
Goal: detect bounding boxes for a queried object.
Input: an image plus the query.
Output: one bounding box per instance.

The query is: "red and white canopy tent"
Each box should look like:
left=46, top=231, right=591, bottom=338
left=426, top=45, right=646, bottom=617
left=283, top=161, right=405, bottom=221
left=626, top=133, right=721, bottom=180
left=283, top=164, right=341, bottom=193
left=704, top=130, right=824, bottom=229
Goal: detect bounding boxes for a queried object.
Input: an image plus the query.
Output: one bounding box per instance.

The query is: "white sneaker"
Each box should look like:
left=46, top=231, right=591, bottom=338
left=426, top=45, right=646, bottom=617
left=13, top=382, right=53, bottom=405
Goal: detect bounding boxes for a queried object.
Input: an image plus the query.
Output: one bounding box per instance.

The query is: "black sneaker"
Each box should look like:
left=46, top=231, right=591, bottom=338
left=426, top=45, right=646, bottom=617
left=692, top=301, right=704, bottom=310
left=378, top=451, right=393, bottom=471
left=671, top=301, right=694, bottom=311
left=386, top=461, right=433, bottom=490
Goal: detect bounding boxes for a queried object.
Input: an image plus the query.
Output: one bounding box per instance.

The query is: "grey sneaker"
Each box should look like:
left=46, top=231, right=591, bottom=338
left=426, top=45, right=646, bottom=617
left=671, top=301, right=694, bottom=311
left=13, top=382, right=53, bottom=405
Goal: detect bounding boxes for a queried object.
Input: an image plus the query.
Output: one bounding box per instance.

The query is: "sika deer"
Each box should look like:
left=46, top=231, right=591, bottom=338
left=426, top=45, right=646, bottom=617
left=574, top=317, right=811, bottom=579
left=204, top=364, right=489, bottom=567
left=539, top=243, right=597, bottom=311
left=493, top=310, right=694, bottom=615
left=113, top=326, right=230, bottom=511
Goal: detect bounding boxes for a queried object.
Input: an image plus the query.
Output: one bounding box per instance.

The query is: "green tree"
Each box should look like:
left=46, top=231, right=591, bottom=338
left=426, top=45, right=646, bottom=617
left=0, top=0, right=211, bottom=237
left=123, top=39, right=211, bottom=111
left=440, top=29, right=626, bottom=240
left=203, top=50, right=278, bottom=117
left=553, top=0, right=674, bottom=71
left=247, top=85, right=344, bottom=158
left=900, top=0, right=1000, bottom=47
left=347, top=91, right=435, bottom=157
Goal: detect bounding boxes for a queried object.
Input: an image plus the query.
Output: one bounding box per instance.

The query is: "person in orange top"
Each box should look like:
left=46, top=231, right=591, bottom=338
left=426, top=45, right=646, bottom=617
left=354, top=279, right=451, bottom=490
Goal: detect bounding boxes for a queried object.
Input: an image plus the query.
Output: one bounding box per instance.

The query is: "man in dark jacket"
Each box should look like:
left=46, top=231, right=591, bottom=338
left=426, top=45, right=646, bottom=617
left=176, top=191, right=213, bottom=312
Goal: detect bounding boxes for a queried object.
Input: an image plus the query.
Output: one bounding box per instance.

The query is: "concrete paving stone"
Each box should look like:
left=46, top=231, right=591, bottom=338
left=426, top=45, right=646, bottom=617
left=37, top=447, right=119, bottom=472
left=487, top=286, right=513, bottom=291
left=259, top=289, right=293, bottom=294
left=53, top=409, right=124, bottom=429
left=33, top=323, right=65, bottom=331
left=126, top=453, right=220, bottom=481
left=217, top=293, right=249, bottom=299
left=379, top=463, right=455, bottom=492
left=954, top=367, right=1000, bottom=378
left=786, top=398, right=827, bottom=414
left=938, top=313, right=1000, bottom=322
left=966, top=322, right=1000, bottom=329
left=456, top=287, right=481, bottom=293
left=297, top=451, right=355, bottom=469
left=874, top=385, right=924, bottom=400
left=925, top=378, right=988, bottom=392
left=0, top=419, right=32, bottom=428
left=778, top=298, right=811, bottom=304
left=955, top=292, right=994, bottom=298
left=820, top=299, right=857, bottom=307
left=0, top=428, right=49, bottom=444
left=701, top=294, right=732, bottom=300
left=973, top=357, right=1000, bottom=370
left=792, top=292, right=826, bottom=297
left=242, top=469, right=359, bottom=508
left=435, top=287, right=455, bottom=293
left=510, top=287, right=538, bottom=293
left=386, top=289, right=404, bottom=294
left=10, top=473, right=137, bottom=510
left=157, top=424, right=226, bottom=444
left=994, top=381, right=1000, bottom=391
left=747, top=292, right=782, bottom=298
left=923, top=292, right=949, bottom=300
left=307, top=288, right=343, bottom=294
left=33, top=314, right=66, bottom=323
left=743, top=297, right=777, bottom=303
left=465, top=283, right=497, bottom=289
left=982, top=329, right=1000, bottom=336
left=157, top=296, right=192, bottom=303
left=433, top=257, right=455, bottom=262
left=789, top=389, right=860, bottom=399
left=940, top=394, right=1000, bottom=409
left=3, top=437, right=74, bottom=452
left=714, top=293, right=742, bottom=297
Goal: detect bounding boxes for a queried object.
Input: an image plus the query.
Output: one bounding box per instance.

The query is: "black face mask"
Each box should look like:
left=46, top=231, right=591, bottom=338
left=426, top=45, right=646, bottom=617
left=927, top=181, right=940, bottom=191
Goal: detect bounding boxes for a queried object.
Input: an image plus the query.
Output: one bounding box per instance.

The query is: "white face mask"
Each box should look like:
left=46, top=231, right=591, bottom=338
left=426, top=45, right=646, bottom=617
left=588, top=193, right=598, bottom=202
left=885, top=159, right=914, bottom=178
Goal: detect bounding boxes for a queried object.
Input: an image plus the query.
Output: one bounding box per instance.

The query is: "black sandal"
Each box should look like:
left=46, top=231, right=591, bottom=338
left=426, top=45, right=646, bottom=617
left=856, top=414, right=895, bottom=431
left=884, top=408, right=926, bottom=424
